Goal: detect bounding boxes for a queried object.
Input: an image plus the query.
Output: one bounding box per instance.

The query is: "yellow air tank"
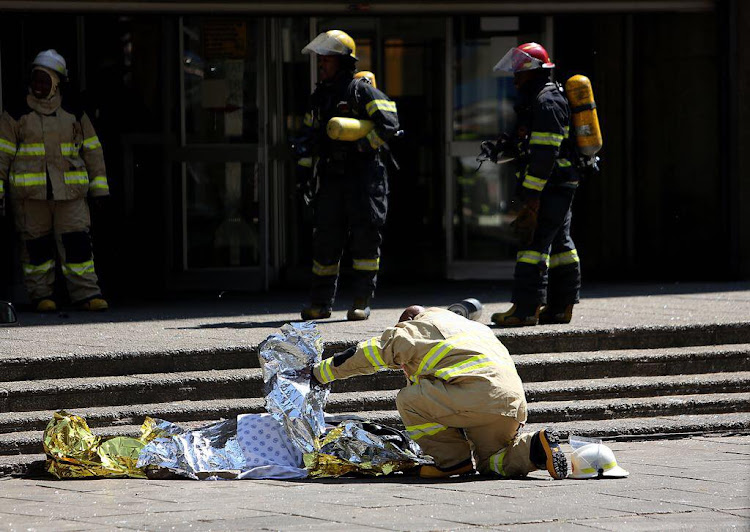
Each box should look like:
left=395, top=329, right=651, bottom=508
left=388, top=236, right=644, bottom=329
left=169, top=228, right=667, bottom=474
left=564, top=75, right=603, bottom=156
left=354, top=70, right=377, bottom=88
left=326, top=117, right=374, bottom=141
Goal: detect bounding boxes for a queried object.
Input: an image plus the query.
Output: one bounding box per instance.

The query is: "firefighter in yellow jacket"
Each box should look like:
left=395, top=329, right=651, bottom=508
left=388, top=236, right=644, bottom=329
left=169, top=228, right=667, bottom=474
left=0, top=50, right=109, bottom=312
left=312, top=305, right=568, bottom=479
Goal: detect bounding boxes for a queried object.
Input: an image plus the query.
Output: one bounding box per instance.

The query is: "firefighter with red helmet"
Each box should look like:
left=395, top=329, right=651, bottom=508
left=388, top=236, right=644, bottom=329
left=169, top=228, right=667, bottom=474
left=490, top=43, right=581, bottom=327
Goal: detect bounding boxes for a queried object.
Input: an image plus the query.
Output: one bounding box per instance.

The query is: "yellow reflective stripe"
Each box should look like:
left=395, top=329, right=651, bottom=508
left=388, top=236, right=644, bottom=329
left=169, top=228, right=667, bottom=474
left=90, top=176, right=109, bottom=191
left=405, top=422, right=446, bottom=440
left=434, top=355, right=494, bottom=380
left=17, top=143, right=45, bottom=156
left=297, top=157, right=313, bottom=168
left=365, top=99, right=397, bottom=116
left=361, top=337, right=387, bottom=369
left=600, top=461, right=617, bottom=471
left=522, top=174, right=547, bottom=191
left=62, top=260, right=95, bottom=276
left=83, top=136, right=102, bottom=150
left=63, top=170, right=88, bottom=185
left=318, top=357, right=336, bottom=384
left=557, top=158, right=572, bottom=168
left=564, top=126, right=570, bottom=136
left=0, top=181, right=4, bottom=194
left=517, top=250, right=550, bottom=266
left=530, top=131, right=564, bottom=146
left=60, top=143, right=78, bottom=156
left=23, top=260, right=55, bottom=275
left=0, top=138, right=16, bottom=155
left=352, top=257, right=379, bottom=271
left=414, top=333, right=472, bottom=377
left=549, top=249, right=580, bottom=269
left=312, top=260, right=339, bottom=276
left=11, top=173, right=46, bottom=186
left=303, top=113, right=314, bottom=127
left=366, top=129, right=386, bottom=149
left=489, top=449, right=507, bottom=476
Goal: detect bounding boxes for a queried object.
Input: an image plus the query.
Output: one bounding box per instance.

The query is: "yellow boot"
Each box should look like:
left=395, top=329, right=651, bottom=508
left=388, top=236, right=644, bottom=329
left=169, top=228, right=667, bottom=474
left=491, top=304, right=540, bottom=327
left=80, top=298, right=109, bottom=311
left=35, top=299, right=57, bottom=313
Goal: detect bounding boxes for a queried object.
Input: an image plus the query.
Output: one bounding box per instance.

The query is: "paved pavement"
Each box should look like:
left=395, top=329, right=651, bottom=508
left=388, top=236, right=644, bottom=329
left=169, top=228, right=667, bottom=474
left=2, top=281, right=750, bottom=358
left=1, top=435, right=748, bottom=531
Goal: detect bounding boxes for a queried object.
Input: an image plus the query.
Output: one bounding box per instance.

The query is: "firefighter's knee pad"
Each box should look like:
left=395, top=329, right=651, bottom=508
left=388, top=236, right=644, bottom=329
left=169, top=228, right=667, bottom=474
left=61, top=231, right=92, bottom=263
left=25, top=234, right=55, bottom=265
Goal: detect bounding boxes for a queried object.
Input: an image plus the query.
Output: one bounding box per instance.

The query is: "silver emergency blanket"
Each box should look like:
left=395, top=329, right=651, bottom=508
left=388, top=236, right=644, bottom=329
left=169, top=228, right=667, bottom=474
left=305, top=420, right=431, bottom=478
left=258, top=322, right=329, bottom=453
left=136, top=414, right=306, bottom=480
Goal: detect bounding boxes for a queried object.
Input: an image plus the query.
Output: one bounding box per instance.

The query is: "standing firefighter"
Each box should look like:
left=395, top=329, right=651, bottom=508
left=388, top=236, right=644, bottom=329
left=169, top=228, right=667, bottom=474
left=490, top=43, right=581, bottom=327
left=312, top=305, right=568, bottom=479
left=0, top=50, right=109, bottom=312
left=297, top=30, right=399, bottom=321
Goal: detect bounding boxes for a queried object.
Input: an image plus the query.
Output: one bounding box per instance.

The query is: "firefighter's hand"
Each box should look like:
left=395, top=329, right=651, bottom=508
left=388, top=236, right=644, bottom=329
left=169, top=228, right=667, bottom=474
left=356, top=138, right=374, bottom=153
left=511, top=198, right=540, bottom=246
left=89, top=195, right=109, bottom=213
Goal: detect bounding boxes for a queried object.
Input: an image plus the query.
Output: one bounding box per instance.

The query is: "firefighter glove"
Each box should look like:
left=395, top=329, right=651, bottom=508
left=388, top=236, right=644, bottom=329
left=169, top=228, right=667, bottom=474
left=512, top=199, right=539, bottom=246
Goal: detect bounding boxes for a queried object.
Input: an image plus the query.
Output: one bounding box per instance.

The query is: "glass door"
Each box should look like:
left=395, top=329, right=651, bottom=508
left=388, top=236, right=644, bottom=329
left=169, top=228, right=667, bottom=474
left=174, top=16, right=268, bottom=290
left=446, top=16, right=548, bottom=279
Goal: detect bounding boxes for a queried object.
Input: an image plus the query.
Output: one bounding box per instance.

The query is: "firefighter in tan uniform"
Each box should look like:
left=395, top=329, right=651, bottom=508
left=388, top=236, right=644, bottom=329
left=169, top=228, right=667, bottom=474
left=312, top=305, right=568, bottom=479
left=0, top=50, right=109, bottom=312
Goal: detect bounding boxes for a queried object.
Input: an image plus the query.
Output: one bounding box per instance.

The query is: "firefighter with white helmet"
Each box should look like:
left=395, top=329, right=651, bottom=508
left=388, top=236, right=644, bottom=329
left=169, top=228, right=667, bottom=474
left=490, top=43, right=582, bottom=327
left=0, top=50, right=109, bottom=312
left=296, top=30, right=400, bottom=321
left=312, top=306, right=569, bottom=479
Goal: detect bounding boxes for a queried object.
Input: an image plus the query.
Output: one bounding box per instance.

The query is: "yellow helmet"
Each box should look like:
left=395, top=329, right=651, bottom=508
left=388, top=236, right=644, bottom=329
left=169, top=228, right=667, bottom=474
left=302, top=30, right=357, bottom=60
left=354, top=70, right=376, bottom=88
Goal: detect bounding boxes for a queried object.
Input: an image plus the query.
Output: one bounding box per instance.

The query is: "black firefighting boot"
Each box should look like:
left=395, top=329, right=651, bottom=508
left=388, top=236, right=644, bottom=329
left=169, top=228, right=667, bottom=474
left=539, top=304, right=575, bottom=325
left=346, top=297, right=371, bottom=321
left=529, top=428, right=568, bottom=480
left=491, top=303, right=541, bottom=327
left=301, top=303, right=332, bottom=321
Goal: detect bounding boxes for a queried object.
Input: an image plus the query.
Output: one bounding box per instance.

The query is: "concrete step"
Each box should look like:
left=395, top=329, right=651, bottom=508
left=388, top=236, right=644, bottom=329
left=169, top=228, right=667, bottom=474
left=4, top=357, right=749, bottom=415
left=2, top=373, right=748, bottom=434
left=2, top=391, right=748, bottom=456
left=4, top=322, right=749, bottom=382
left=514, top=344, right=750, bottom=381
left=7, top=371, right=750, bottom=435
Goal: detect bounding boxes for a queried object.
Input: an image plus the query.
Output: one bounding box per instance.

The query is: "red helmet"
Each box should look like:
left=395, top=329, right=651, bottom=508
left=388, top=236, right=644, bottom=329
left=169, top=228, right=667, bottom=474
left=493, top=42, right=555, bottom=73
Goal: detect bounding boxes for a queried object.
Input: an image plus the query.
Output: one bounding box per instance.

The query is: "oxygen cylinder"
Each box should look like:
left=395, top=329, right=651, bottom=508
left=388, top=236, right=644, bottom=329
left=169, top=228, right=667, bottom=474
left=564, top=75, right=602, bottom=156
left=326, top=117, right=374, bottom=141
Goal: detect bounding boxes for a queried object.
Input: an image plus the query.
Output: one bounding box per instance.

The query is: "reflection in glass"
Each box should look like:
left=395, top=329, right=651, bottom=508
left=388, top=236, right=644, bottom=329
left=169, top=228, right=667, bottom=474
left=183, top=18, right=259, bottom=143
left=453, top=21, right=518, bottom=141
left=452, top=157, right=518, bottom=261
left=185, top=161, right=259, bottom=268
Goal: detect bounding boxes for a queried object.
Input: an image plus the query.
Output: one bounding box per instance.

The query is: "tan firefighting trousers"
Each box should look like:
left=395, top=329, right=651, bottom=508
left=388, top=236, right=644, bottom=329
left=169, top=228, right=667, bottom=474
left=396, top=377, right=537, bottom=476
left=13, top=198, right=102, bottom=303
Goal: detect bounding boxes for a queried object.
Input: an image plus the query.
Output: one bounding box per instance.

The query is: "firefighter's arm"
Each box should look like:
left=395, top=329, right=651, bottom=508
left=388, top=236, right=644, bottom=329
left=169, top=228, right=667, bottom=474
left=357, top=84, right=399, bottom=151
left=521, top=103, right=567, bottom=197
left=79, top=113, right=109, bottom=197
left=313, top=326, right=417, bottom=384
left=0, top=112, right=19, bottom=202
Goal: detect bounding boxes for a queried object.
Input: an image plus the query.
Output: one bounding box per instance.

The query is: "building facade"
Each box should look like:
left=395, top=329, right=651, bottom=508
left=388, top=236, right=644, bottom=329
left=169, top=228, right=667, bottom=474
left=0, top=0, right=746, bottom=300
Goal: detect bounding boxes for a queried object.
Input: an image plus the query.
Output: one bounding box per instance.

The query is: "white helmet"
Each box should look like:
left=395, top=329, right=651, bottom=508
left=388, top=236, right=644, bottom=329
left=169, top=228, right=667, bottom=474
left=32, top=49, right=68, bottom=79
left=569, top=443, right=629, bottom=479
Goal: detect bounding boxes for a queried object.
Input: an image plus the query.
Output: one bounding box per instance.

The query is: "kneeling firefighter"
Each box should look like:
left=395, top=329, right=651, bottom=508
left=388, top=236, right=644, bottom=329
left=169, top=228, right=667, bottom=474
left=489, top=43, right=591, bottom=327
left=0, top=50, right=109, bottom=312
left=296, top=30, right=400, bottom=321
left=312, top=306, right=568, bottom=479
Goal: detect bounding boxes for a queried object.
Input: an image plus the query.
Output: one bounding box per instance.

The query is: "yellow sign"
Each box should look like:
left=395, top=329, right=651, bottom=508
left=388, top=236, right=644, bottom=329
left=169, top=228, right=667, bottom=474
left=203, top=20, right=247, bottom=59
